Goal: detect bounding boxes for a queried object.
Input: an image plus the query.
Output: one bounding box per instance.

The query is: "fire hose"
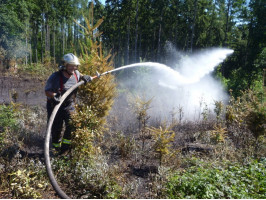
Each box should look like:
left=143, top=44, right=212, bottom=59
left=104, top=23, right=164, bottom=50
left=44, top=74, right=100, bottom=199
left=44, top=62, right=162, bottom=198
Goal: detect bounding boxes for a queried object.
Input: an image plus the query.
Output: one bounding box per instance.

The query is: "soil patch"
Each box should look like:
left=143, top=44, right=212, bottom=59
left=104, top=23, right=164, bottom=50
left=0, top=75, right=46, bottom=106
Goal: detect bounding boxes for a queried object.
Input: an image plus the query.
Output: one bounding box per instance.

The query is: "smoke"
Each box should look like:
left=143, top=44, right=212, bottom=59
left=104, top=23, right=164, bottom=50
left=115, top=47, right=233, bottom=122
left=0, top=35, right=30, bottom=60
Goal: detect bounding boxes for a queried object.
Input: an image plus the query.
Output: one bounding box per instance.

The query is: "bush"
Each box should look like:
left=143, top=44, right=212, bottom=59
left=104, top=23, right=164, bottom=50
left=52, top=155, right=122, bottom=199
left=226, top=90, right=265, bottom=137
left=225, top=89, right=266, bottom=156
left=0, top=103, right=19, bottom=151
left=9, top=167, right=48, bottom=199
left=0, top=104, right=18, bottom=131
left=149, top=125, right=175, bottom=165
left=71, top=106, right=100, bottom=162
left=166, top=159, right=266, bottom=199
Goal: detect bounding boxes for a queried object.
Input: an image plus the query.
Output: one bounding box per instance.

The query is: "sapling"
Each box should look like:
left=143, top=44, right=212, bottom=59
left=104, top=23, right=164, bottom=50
left=148, top=124, right=175, bottom=165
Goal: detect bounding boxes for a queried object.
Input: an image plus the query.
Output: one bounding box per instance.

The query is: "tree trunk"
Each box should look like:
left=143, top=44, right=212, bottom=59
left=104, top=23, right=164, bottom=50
left=125, top=18, right=130, bottom=65
left=191, top=0, right=197, bottom=52
left=206, top=0, right=217, bottom=46
left=134, top=0, right=139, bottom=63
left=44, top=13, right=50, bottom=57
left=53, top=30, right=56, bottom=65
left=117, top=25, right=122, bottom=68
left=29, top=43, right=32, bottom=64
left=157, top=15, right=162, bottom=62
left=62, top=20, right=65, bottom=55
left=34, top=21, right=38, bottom=63
left=153, top=30, right=156, bottom=61
left=139, top=32, right=141, bottom=61
left=41, top=22, right=44, bottom=62
left=25, top=23, right=28, bottom=66
left=223, top=0, right=231, bottom=46
left=45, top=22, right=50, bottom=57
left=68, top=21, right=73, bottom=49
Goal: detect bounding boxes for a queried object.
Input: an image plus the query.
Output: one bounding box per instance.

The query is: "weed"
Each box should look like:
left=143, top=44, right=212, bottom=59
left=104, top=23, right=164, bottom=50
left=201, top=103, right=210, bottom=122
left=10, top=89, right=18, bottom=103
left=165, top=158, right=266, bottom=199
left=178, top=105, right=184, bottom=124
left=0, top=103, right=20, bottom=152
left=0, top=104, right=18, bottom=131
left=9, top=168, right=47, bottom=199
left=117, top=132, right=135, bottom=159
left=129, top=95, right=153, bottom=165
left=214, top=100, right=224, bottom=123
left=210, top=123, right=227, bottom=144
left=131, top=95, right=152, bottom=132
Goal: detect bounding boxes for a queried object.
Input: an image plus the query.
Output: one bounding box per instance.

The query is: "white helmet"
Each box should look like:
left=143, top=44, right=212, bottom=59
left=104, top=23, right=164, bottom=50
left=62, top=53, right=80, bottom=66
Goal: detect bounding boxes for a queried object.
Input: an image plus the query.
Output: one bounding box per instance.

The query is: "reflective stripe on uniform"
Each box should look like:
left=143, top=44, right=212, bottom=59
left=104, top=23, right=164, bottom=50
left=53, top=142, right=61, bottom=148
left=62, top=138, right=71, bottom=144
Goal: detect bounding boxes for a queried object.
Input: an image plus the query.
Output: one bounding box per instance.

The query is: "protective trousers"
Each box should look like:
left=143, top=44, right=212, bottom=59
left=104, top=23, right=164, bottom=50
left=47, top=101, right=74, bottom=149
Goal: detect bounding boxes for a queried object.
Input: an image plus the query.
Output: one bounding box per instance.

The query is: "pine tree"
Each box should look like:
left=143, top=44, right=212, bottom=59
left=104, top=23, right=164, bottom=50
left=71, top=2, right=116, bottom=160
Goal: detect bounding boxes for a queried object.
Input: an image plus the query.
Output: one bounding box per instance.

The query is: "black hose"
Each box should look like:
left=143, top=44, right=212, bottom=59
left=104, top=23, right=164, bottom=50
left=44, top=80, right=85, bottom=199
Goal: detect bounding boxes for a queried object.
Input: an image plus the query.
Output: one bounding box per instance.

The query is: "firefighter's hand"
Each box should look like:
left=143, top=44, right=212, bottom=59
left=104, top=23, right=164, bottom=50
left=53, top=92, right=61, bottom=104
left=82, top=75, right=93, bottom=84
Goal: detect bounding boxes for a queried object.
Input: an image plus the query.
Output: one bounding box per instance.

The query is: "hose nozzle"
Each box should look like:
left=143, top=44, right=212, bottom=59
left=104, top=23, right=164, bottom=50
left=96, top=71, right=101, bottom=78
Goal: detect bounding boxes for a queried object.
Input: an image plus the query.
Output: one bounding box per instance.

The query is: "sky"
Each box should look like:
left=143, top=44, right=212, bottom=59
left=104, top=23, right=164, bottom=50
left=99, top=0, right=106, bottom=5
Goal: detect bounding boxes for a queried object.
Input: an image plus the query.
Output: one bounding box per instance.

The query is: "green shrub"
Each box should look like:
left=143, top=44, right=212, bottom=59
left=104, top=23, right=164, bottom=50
left=0, top=104, right=18, bottom=130
left=225, top=89, right=265, bottom=156
left=9, top=168, right=48, bottom=199
left=165, top=159, right=266, bottom=199
left=0, top=104, right=19, bottom=150
left=149, top=125, right=175, bottom=165
left=71, top=105, right=100, bottom=162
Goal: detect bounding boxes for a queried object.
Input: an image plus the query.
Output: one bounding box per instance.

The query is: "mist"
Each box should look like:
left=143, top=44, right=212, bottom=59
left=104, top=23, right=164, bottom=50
left=114, top=47, right=234, bottom=123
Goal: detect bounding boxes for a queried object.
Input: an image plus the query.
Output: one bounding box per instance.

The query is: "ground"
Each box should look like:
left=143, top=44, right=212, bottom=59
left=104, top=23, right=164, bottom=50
left=0, top=75, right=46, bottom=106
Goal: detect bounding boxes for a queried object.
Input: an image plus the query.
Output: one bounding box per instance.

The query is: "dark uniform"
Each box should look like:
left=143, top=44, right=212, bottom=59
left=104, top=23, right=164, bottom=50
left=45, top=70, right=81, bottom=150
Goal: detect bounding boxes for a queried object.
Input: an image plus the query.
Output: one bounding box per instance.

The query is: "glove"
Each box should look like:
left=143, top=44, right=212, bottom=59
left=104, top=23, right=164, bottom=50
left=53, top=92, right=61, bottom=105
left=82, top=75, right=93, bottom=84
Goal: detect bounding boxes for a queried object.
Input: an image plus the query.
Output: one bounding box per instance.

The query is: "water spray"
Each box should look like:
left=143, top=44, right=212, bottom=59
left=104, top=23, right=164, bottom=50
left=45, top=48, right=234, bottom=198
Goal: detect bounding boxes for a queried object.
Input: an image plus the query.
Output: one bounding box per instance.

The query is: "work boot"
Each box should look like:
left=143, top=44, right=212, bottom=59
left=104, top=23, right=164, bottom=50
left=60, top=143, right=71, bottom=156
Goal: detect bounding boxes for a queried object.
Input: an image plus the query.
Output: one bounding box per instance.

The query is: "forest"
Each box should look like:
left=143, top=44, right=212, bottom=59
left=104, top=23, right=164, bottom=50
left=0, top=0, right=265, bottom=199
left=0, top=0, right=265, bottom=95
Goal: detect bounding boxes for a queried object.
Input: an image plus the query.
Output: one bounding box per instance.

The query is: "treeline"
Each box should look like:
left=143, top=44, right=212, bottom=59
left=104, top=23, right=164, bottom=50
left=0, top=0, right=105, bottom=65
left=101, top=0, right=265, bottom=96
left=0, top=0, right=265, bottom=95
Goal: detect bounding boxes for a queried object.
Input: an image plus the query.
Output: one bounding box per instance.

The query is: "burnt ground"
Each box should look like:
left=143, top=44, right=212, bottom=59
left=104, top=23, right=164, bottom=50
left=0, top=75, right=47, bottom=157
left=0, top=75, right=46, bottom=106
left=0, top=75, right=159, bottom=198
left=0, top=75, right=61, bottom=198
left=0, top=75, right=215, bottom=198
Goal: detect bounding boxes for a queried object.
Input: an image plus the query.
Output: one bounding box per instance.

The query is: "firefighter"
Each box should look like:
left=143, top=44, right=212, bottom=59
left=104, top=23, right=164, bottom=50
left=45, top=53, right=91, bottom=154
